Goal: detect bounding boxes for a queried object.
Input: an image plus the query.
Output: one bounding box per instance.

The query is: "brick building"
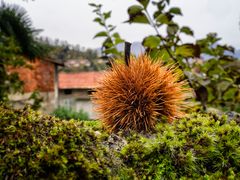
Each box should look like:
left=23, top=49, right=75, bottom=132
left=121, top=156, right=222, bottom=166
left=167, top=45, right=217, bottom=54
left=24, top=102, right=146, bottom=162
left=9, top=59, right=63, bottom=113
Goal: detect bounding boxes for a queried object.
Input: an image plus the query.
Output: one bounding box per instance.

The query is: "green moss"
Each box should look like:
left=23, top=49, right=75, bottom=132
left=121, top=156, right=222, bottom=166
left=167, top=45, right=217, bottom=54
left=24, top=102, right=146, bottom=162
left=83, top=120, right=102, bottom=130
left=120, top=113, right=240, bottom=179
left=0, top=105, right=117, bottom=179
left=1, top=105, right=240, bottom=179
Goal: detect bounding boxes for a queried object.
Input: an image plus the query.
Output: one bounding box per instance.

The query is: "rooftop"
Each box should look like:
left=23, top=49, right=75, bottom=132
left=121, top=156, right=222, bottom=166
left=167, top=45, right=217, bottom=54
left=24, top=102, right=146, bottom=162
left=59, top=71, right=104, bottom=89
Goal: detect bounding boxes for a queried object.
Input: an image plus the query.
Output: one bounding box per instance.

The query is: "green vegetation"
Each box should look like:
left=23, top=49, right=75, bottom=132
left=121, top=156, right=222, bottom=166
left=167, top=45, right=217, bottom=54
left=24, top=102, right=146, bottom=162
left=89, top=3, right=124, bottom=57
left=90, top=0, right=240, bottom=112
left=1, top=105, right=240, bottom=179
left=0, top=35, right=24, bottom=101
left=52, top=106, right=90, bottom=121
left=0, top=105, right=122, bottom=179
left=38, top=37, right=98, bottom=61
left=1, top=0, right=240, bottom=179
left=28, top=90, right=43, bottom=110
left=0, top=2, right=103, bottom=103
left=0, top=2, right=46, bottom=101
left=122, top=113, right=240, bottom=179
left=38, top=37, right=107, bottom=72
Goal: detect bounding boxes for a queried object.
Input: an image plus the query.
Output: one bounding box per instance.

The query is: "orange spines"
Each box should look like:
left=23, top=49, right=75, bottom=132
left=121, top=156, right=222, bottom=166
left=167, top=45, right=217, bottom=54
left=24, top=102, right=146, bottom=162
left=92, top=55, right=188, bottom=132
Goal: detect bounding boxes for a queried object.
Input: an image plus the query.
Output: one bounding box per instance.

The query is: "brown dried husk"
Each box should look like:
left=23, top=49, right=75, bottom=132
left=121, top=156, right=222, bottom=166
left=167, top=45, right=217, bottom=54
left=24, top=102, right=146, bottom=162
left=92, top=55, right=189, bottom=132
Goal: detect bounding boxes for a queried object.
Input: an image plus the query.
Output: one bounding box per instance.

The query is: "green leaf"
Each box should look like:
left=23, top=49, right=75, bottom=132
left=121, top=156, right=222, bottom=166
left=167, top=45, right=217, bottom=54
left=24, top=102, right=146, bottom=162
left=126, top=5, right=149, bottom=24
left=222, top=77, right=234, bottom=83
left=93, top=31, right=108, bottom=38
left=206, top=87, right=215, bottom=102
left=103, top=37, right=114, bottom=48
left=142, top=35, right=161, bottom=49
left=103, top=11, right=111, bottom=20
left=129, top=14, right=149, bottom=24
left=200, top=59, right=217, bottom=72
left=93, top=17, right=104, bottom=26
left=207, top=65, right=225, bottom=77
left=104, top=47, right=119, bottom=55
left=223, top=87, right=238, bottom=101
left=88, top=3, right=97, bottom=7
left=158, top=48, right=171, bottom=61
left=108, top=25, right=116, bottom=32
left=115, top=38, right=124, bottom=45
left=217, top=80, right=232, bottom=92
left=147, top=48, right=161, bottom=60
left=152, top=1, right=167, bottom=12
left=137, top=0, right=150, bottom=9
left=128, top=5, right=143, bottom=14
left=113, top=33, right=124, bottom=44
left=175, top=44, right=200, bottom=58
left=155, top=13, right=172, bottom=24
left=167, top=23, right=179, bottom=35
left=169, top=7, right=182, bottom=15
left=89, top=3, right=101, bottom=8
left=113, top=32, right=121, bottom=39
left=180, top=26, right=194, bottom=36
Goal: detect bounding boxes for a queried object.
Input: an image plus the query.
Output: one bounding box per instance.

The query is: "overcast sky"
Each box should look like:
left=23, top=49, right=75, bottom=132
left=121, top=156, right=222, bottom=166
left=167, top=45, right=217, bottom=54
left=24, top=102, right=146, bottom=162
left=6, top=0, right=240, bottom=49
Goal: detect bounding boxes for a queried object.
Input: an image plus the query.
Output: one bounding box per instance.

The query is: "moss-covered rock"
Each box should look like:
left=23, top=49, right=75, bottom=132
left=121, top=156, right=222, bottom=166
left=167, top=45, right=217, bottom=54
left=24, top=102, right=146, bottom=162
left=1, top=105, right=240, bottom=179
left=0, top=105, right=120, bottom=179
left=121, top=113, right=240, bottom=179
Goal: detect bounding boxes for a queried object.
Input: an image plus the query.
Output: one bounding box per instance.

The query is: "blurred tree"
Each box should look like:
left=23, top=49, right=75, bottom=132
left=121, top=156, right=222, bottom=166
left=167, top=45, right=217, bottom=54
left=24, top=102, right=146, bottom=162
left=0, top=2, right=46, bottom=101
left=38, top=37, right=102, bottom=72
left=0, top=2, right=44, bottom=59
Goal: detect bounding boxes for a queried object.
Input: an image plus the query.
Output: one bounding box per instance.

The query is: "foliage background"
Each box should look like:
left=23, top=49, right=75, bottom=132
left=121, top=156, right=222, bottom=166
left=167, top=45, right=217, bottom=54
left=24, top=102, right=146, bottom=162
left=90, top=0, right=240, bottom=112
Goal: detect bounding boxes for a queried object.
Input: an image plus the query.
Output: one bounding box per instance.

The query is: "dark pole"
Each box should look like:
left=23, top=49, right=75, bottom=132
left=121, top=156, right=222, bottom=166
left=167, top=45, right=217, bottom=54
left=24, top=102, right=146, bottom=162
left=124, top=42, right=131, bottom=66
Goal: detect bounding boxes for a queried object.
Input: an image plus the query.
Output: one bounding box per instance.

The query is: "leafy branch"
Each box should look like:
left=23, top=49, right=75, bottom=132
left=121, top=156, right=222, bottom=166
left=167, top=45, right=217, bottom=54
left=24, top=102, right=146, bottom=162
left=89, top=3, right=124, bottom=57
left=125, top=0, right=199, bottom=100
left=90, top=0, right=240, bottom=112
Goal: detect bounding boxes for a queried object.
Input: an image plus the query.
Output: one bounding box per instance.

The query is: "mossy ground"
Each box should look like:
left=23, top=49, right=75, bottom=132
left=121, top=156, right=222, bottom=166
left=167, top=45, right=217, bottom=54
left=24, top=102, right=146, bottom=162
left=0, top=105, right=240, bottom=179
left=0, top=105, right=127, bottom=179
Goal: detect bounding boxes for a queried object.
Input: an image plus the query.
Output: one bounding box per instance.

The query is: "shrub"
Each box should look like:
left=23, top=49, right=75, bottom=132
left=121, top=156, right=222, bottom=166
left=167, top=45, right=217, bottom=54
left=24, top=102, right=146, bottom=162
left=92, top=55, right=188, bottom=132
left=121, top=113, right=240, bottom=179
left=0, top=105, right=118, bottom=179
left=52, top=106, right=89, bottom=120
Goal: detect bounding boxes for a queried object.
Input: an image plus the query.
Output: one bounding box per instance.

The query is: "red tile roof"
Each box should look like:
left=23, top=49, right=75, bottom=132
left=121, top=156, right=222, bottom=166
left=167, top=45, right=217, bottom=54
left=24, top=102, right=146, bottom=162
left=59, top=72, right=104, bottom=89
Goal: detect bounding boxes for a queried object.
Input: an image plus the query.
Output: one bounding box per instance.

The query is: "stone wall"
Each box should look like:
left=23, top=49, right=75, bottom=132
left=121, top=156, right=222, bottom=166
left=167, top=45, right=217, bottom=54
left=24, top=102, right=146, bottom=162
left=9, top=91, right=56, bottom=114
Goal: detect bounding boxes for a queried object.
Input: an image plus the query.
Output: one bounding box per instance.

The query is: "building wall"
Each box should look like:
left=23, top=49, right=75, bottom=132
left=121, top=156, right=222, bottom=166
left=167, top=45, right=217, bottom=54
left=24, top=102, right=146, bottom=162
left=9, top=91, right=56, bottom=113
left=8, top=59, right=56, bottom=113
left=9, top=59, right=54, bottom=92
left=59, top=89, right=97, bottom=119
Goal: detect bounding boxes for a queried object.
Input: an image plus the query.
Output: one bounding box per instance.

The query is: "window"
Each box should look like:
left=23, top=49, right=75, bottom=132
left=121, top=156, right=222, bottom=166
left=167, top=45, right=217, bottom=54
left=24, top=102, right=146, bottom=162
left=64, top=89, right=72, bottom=95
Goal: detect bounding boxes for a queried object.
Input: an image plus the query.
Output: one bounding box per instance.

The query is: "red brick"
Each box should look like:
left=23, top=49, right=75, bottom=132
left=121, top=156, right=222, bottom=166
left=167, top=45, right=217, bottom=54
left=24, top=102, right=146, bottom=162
left=8, top=59, right=54, bottom=92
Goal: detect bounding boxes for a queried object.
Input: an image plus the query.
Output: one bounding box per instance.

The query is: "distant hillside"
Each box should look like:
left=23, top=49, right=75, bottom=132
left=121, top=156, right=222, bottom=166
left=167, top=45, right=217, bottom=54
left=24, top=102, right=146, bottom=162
left=234, top=49, right=240, bottom=58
